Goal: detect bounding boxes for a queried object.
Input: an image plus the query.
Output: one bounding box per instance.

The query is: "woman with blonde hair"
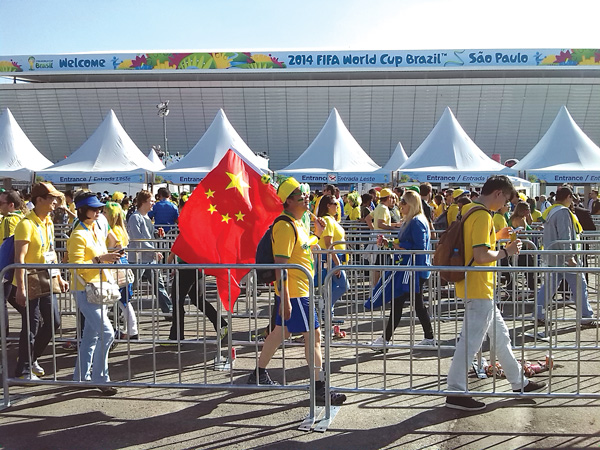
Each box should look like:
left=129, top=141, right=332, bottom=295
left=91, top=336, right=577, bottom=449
left=104, top=201, right=138, bottom=340
left=366, top=190, right=436, bottom=349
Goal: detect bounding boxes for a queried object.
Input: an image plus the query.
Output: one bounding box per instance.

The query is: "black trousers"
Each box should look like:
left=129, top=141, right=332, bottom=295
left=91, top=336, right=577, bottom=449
left=384, top=278, right=433, bottom=342
left=169, top=269, right=227, bottom=340
left=15, top=293, right=60, bottom=376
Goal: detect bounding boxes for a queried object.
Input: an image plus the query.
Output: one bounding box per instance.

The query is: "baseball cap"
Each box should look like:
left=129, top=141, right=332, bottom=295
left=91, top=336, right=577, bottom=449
left=379, top=188, right=393, bottom=198
left=31, top=182, right=62, bottom=200
left=452, top=189, right=467, bottom=199
left=277, top=177, right=301, bottom=203
left=75, top=195, right=105, bottom=209
left=406, top=186, right=421, bottom=195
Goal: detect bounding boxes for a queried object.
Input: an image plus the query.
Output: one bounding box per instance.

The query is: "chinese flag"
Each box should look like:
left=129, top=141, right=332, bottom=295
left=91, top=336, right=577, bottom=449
left=172, top=149, right=282, bottom=311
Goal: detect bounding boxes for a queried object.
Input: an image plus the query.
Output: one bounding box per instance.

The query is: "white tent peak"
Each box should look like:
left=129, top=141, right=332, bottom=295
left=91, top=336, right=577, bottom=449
left=0, top=107, right=52, bottom=180
left=513, top=106, right=600, bottom=171
left=400, top=107, right=507, bottom=172
left=147, top=148, right=166, bottom=169
left=282, top=108, right=380, bottom=172
left=162, top=108, right=267, bottom=174
left=380, top=141, right=408, bottom=172
left=42, top=109, right=156, bottom=172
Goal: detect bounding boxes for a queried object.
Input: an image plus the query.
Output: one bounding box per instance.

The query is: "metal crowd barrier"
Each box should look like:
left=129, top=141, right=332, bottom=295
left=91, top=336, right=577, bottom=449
left=1, top=248, right=599, bottom=431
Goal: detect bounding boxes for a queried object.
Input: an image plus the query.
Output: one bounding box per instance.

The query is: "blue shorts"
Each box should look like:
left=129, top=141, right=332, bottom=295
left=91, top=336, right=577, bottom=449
left=275, top=295, right=319, bottom=333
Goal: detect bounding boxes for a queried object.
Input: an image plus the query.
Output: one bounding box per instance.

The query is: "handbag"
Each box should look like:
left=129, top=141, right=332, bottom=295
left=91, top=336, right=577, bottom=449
left=77, top=272, right=121, bottom=305
left=27, top=268, right=61, bottom=300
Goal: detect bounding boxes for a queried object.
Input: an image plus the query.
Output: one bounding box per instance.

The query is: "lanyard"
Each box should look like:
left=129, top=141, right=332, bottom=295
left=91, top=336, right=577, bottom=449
left=33, top=219, right=53, bottom=252
left=79, top=221, right=101, bottom=248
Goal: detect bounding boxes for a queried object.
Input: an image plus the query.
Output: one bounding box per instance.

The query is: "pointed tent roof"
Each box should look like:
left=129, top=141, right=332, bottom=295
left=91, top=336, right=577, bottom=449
left=513, top=106, right=600, bottom=183
left=278, top=108, right=385, bottom=183
left=148, top=148, right=166, bottom=170
left=399, top=107, right=513, bottom=184
left=159, top=109, right=268, bottom=184
left=0, top=108, right=52, bottom=181
left=378, top=141, right=408, bottom=172
left=38, top=110, right=156, bottom=184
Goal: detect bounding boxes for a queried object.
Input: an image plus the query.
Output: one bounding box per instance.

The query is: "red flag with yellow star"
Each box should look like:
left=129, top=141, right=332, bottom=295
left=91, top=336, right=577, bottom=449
left=172, top=149, right=282, bottom=311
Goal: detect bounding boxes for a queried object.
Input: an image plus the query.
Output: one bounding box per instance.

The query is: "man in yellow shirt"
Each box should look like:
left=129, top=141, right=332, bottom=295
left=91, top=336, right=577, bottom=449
left=445, top=175, right=545, bottom=411
left=447, top=189, right=470, bottom=225
left=248, top=177, right=346, bottom=406
left=13, top=182, right=69, bottom=380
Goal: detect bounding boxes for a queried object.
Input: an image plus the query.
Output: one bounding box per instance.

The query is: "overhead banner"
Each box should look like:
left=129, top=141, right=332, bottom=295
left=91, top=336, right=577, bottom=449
left=38, top=172, right=147, bottom=184
left=1, top=49, right=599, bottom=74
left=276, top=171, right=390, bottom=184
left=400, top=171, right=516, bottom=184
left=527, top=171, right=600, bottom=184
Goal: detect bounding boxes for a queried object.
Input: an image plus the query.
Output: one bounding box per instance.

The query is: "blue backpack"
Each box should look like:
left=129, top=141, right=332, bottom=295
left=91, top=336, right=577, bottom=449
left=255, top=215, right=297, bottom=284
left=0, top=235, right=15, bottom=282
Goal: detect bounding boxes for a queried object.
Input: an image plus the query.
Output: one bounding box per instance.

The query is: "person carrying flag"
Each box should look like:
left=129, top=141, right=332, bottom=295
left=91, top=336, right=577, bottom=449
left=247, top=176, right=347, bottom=406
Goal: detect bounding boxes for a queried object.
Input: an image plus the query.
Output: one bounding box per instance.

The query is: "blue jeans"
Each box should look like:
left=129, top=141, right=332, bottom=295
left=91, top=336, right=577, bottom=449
left=141, top=265, right=172, bottom=314
left=536, top=272, right=594, bottom=320
left=73, top=290, right=114, bottom=383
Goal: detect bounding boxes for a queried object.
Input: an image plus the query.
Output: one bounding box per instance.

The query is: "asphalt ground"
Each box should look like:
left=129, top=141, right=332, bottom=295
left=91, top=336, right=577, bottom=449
left=1, top=296, right=600, bottom=450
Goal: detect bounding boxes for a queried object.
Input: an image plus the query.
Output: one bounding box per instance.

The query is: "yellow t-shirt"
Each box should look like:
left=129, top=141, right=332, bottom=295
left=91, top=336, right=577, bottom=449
left=447, top=203, right=460, bottom=225
left=455, top=203, right=495, bottom=300
left=13, top=211, right=54, bottom=265
left=372, top=203, right=391, bottom=230
left=493, top=212, right=508, bottom=233
left=531, top=209, right=542, bottom=222
left=67, top=221, right=109, bottom=290
left=67, top=202, right=76, bottom=224
left=433, top=203, right=445, bottom=219
left=348, top=206, right=361, bottom=221
left=272, top=214, right=313, bottom=298
left=110, top=224, right=129, bottom=248
left=0, top=211, right=24, bottom=242
left=318, top=215, right=346, bottom=251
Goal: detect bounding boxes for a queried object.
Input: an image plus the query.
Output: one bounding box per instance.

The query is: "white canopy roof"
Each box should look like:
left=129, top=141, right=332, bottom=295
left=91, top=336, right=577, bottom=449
left=0, top=108, right=52, bottom=181
left=148, top=148, right=166, bottom=170
left=38, top=110, right=156, bottom=184
left=372, top=141, right=408, bottom=182
left=513, top=106, right=600, bottom=184
left=399, top=107, right=514, bottom=184
left=160, top=109, right=268, bottom=184
left=278, top=108, right=384, bottom=183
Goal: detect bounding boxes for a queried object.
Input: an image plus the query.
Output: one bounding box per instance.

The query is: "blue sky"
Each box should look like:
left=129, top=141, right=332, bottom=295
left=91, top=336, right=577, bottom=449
left=1, top=0, right=598, bottom=55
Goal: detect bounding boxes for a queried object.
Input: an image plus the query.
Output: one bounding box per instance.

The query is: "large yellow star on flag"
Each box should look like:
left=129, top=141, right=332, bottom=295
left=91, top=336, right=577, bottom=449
left=221, top=213, right=231, bottom=223
left=235, top=211, right=245, bottom=221
left=225, top=171, right=250, bottom=196
left=205, top=188, right=215, bottom=198
left=208, top=204, right=217, bottom=214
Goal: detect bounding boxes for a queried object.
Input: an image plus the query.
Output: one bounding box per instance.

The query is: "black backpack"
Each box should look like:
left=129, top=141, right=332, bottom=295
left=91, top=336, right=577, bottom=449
left=255, top=215, right=297, bottom=284
left=433, top=209, right=449, bottom=230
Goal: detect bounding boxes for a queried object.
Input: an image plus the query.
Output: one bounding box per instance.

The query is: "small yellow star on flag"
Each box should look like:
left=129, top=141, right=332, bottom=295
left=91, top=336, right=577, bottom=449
left=205, top=188, right=215, bottom=198
left=235, top=211, right=245, bottom=221
left=208, top=204, right=217, bottom=214
left=225, top=171, right=250, bottom=196
left=221, top=213, right=231, bottom=223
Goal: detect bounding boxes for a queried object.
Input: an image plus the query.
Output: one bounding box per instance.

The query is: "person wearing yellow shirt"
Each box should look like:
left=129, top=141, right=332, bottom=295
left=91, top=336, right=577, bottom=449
left=447, top=189, right=471, bottom=225
left=316, top=194, right=349, bottom=322
left=68, top=192, right=121, bottom=395
left=248, top=177, right=346, bottom=406
left=493, top=202, right=510, bottom=232
left=313, top=184, right=341, bottom=221
left=13, top=182, right=69, bottom=381
left=445, top=176, right=545, bottom=411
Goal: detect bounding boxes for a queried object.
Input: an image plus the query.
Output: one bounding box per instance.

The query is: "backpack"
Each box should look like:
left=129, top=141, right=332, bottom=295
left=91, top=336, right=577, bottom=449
left=255, top=215, right=298, bottom=284
left=433, top=209, right=449, bottom=230
left=0, top=235, right=15, bottom=282
left=433, top=206, right=488, bottom=282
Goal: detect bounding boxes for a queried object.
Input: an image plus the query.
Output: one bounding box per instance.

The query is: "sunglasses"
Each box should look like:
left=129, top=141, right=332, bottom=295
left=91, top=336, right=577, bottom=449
left=400, top=199, right=407, bottom=205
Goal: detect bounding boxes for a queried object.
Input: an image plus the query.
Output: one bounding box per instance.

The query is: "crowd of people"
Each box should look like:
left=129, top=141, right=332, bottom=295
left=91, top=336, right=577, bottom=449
left=0, top=177, right=598, bottom=408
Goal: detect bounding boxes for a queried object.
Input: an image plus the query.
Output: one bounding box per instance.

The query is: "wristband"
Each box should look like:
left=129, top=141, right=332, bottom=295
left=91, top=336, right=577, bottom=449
left=502, top=248, right=509, bottom=259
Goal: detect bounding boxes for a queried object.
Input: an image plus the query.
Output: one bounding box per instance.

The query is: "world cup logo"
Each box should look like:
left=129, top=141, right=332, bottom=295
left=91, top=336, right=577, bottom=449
left=28, top=56, right=35, bottom=70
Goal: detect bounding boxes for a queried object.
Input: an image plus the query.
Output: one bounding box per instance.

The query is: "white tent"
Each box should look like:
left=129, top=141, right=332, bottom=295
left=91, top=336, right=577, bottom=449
left=278, top=108, right=385, bottom=183
left=513, top=106, right=600, bottom=184
left=148, top=148, right=166, bottom=170
left=159, top=109, right=268, bottom=184
left=373, top=141, right=408, bottom=179
left=38, top=110, right=156, bottom=184
left=399, top=107, right=514, bottom=184
left=0, top=108, right=52, bottom=181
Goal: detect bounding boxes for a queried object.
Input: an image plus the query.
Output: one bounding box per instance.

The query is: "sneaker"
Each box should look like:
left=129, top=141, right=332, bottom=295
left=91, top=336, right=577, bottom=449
left=513, top=380, right=547, bottom=393
left=31, top=360, right=45, bottom=377
left=62, top=341, right=78, bottom=351
left=417, top=338, right=437, bottom=347
left=98, top=386, right=118, bottom=396
left=445, top=396, right=486, bottom=411
left=247, top=370, right=280, bottom=386
left=581, top=317, right=598, bottom=328
left=370, top=336, right=389, bottom=353
left=316, top=387, right=347, bottom=406
left=17, top=372, right=41, bottom=382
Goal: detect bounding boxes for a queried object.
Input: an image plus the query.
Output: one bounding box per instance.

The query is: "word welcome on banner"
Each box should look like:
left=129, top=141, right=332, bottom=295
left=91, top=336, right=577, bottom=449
left=2, top=49, right=599, bottom=74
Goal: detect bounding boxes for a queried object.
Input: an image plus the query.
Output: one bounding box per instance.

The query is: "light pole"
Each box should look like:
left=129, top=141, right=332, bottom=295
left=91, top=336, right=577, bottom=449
left=157, top=100, right=170, bottom=156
